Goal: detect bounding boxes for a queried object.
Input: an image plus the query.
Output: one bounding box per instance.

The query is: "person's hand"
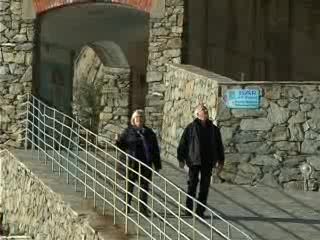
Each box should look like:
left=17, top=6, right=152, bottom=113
left=179, top=161, right=185, bottom=169
left=215, top=161, right=224, bottom=176
left=115, top=133, right=119, bottom=141
left=155, top=167, right=161, bottom=173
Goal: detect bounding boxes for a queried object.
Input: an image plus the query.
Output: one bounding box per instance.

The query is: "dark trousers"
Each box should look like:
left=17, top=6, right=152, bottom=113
left=186, top=165, right=212, bottom=214
left=126, top=162, right=152, bottom=211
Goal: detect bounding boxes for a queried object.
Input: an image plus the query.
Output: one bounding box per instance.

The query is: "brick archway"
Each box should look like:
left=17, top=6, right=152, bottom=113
left=33, top=0, right=153, bottom=14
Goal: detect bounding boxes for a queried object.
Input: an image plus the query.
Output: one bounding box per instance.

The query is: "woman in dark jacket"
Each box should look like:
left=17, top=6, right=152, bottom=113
left=116, top=109, right=161, bottom=216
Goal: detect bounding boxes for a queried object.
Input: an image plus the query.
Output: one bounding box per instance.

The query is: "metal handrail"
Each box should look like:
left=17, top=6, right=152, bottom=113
left=18, top=94, right=253, bottom=240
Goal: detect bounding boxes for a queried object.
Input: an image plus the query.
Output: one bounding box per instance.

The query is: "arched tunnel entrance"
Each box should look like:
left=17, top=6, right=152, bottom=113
left=32, top=1, right=150, bottom=134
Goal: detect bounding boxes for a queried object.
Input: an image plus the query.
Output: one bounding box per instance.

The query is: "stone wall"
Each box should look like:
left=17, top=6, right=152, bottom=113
left=0, top=150, right=103, bottom=240
left=0, top=0, right=33, bottom=148
left=161, top=63, right=320, bottom=191
left=145, top=0, right=184, bottom=132
left=161, top=64, right=225, bottom=164
left=218, top=83, right=320, bottom=191
left=73, top=46, right=130, bottom=140
left=0, top=0, right=185, bottom=147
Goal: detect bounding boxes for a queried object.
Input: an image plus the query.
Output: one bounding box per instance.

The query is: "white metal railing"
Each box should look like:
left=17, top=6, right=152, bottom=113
left=0, top=233, right=31, bottom=240
left=18, top=94, right=253, bottom=240
left=0, top=237, right=31, bottom=240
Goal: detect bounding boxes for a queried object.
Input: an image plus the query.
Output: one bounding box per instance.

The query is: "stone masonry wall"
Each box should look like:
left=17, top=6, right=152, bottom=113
left=73, top=46, right=130, bottom=141
left=0, top=151, right=103, bottom=240
left=145, top=0, right=184, bottom=133
left=218, top=83, right=320, bottom=191
left=0, top=0, right=184, bottom=147
left=161, top=64, right=224, bottom=164
left=0, top=0, right=33, bottom=148
left=161, top=64, right=319, bottom=192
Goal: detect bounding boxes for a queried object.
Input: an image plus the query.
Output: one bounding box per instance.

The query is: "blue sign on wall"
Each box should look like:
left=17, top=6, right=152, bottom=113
left=224, top=89, right=261, bottom=109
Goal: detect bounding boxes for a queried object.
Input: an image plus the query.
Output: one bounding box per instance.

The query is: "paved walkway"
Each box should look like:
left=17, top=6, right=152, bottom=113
left=12, top=149, right=320, bottom=240
left=166, top=161, right=320, bottom=240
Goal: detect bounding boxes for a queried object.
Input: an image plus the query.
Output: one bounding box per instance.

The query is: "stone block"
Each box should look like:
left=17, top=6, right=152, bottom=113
left=236, top=142, right=273, bottom=154
left=279, top=167, right=302, bottom=183
left=307, top=156, right=320, bottom=170
left=250, top=155, right=279, bottom=167
left=267, top=102, right=290, bottom=124
left=240, top=118, right=273, bottom=131
left=270, top=126, right=288, bottom=141
left=301, top=140, right=320, bottom=154
left=234, top=163, right=262, bottom=185
left=231, top=109, right=267, bottom=118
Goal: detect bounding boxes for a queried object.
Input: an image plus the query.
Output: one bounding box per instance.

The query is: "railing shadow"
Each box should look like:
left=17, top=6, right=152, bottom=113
left=162, top=160, right=320, bottom=240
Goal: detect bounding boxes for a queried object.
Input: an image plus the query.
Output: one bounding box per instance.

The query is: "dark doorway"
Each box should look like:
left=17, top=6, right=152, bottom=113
left=33, top=2, right=150, bottom=115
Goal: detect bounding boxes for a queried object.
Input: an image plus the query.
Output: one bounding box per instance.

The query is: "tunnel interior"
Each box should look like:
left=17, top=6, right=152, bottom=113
left=33, top=2, right=150, bottom=115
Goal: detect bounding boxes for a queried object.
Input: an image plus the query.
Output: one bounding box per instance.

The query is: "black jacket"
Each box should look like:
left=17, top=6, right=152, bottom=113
left=116, top=125, right=162, bottom=171
left=177, top=119, right=225, bottom=168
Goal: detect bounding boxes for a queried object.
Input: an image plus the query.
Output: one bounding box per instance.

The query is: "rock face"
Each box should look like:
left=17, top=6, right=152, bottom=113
left=0, top=0, right=33, bottom=148
left=0, top=151, right=102, bottom=240
left=217, top=83, right=320, bottom=191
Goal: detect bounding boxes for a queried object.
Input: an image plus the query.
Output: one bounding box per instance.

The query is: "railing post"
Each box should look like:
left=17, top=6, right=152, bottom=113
left=66, top=120, right=74, bottom=185
left=192, top=207, right=196, bottom=240
left=178, top=190, right=181, bottom=240
left=75, top=124, right=80, bottom=192
left=24, top=94, right=29, bottom=150
left=94, top=153, right=97, bottom=208
left=137, top=161, right=141, bottom=239
left=84, top=131, right=88, bottom=199
left=37, top=99, right=40, bottom=162
left=75, top=154, right=78, bottom=192
left=164, top=181, right=167, bottom=239
left=113, top=147, right=118, bottom=225
left=58, top=115, right=65, bottom=176
left=95, top=136, right=98, bottom=156
left=125, top=154, right=129, bottom=234
left=210, top=213, right=213, bottom=240
left=31, top=96, right=35, bottom=155
left=151, top=170, right=154, bottom=238
left=103, top=153, right=107, bottom=215
left=53, top=110, right=60, bottom=176
left=43, top=106, right=47, bottom=165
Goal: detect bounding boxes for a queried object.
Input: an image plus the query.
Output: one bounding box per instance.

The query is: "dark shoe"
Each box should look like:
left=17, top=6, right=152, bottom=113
left=140, top=209, right=150, bottom=217
left=184, top=209, right=192, bottom=217
left=122, top=205, right=131, bottom=213
left=140, top=206, right=150, bottom=217
left=196, top=210, right=209, bottom=218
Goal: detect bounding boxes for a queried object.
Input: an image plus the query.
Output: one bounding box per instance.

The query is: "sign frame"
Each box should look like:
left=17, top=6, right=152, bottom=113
left=223, top=88, right=261, bottom=109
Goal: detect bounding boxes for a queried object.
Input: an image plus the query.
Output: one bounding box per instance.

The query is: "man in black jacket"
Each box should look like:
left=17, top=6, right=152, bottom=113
left=177, top=104, right=224, bottom=217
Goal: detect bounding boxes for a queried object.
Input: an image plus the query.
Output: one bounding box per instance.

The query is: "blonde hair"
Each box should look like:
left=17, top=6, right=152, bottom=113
left=130, top=109, right=145, bottom=126
left=194, top=104, right=208, bottom=118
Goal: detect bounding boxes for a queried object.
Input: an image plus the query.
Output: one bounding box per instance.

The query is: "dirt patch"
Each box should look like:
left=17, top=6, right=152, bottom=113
left=79, top=199, right=129, bottom=240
